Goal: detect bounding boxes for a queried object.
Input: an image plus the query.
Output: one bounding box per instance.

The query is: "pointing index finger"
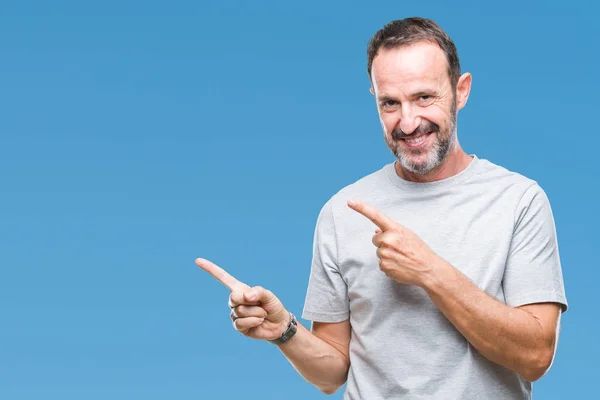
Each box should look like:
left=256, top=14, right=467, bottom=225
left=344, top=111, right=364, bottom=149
left=195, top=258, right=250, bottom=292
left=347, top=199, right=397, bottom=231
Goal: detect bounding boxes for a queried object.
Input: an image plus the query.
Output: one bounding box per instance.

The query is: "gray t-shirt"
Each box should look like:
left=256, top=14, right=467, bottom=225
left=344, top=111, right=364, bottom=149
left=302, top=155, right=568, bottom=400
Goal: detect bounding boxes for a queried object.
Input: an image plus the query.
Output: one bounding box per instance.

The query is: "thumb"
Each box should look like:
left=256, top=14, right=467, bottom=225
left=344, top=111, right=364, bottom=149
left=244, top=286, right=285, bottom=316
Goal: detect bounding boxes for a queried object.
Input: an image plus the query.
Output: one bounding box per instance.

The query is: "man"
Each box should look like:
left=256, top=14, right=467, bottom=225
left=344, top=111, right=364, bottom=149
left=196, top=17, right=567, bottom=399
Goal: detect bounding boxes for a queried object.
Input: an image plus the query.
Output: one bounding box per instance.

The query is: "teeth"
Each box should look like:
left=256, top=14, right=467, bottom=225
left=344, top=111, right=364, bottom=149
left=405, top=135, right=426, bottom=144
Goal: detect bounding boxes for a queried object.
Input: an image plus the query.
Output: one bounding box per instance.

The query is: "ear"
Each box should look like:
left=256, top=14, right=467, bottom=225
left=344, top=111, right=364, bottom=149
left=370, top=87, right=375, bottom=95
left=455, top=72, right=472, bottom=111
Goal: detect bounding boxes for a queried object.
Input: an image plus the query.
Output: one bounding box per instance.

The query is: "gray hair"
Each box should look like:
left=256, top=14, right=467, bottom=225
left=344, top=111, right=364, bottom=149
left=367, top=17, right=461, bottom=89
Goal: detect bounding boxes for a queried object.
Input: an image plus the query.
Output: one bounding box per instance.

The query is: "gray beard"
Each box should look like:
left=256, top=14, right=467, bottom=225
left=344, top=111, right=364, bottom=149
left=386, top=104, right=458, bottom=176
left=396, top=122, right=456, bottom=175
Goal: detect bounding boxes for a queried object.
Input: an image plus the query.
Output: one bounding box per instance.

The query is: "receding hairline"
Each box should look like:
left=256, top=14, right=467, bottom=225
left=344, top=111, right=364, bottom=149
left=370, top=40, right=454, bottom=84
left=366, top=18, right=462, bottom=89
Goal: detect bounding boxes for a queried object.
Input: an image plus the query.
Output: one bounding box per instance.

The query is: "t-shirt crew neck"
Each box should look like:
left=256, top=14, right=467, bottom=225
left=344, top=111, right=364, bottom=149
left=385, top=154, right=480, bottom=193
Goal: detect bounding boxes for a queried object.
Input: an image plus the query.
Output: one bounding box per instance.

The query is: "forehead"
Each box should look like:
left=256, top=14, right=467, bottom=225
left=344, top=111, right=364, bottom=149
left=371, top=41, right=449, bottom=93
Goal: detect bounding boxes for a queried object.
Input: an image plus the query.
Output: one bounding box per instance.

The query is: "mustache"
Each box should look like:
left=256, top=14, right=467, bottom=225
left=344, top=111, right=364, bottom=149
left=391, top=120, right=440, bottom=141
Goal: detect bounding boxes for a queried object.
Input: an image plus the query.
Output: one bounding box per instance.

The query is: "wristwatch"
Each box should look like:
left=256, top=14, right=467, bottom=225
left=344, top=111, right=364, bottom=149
left=269, top=312, right=297, bottom=345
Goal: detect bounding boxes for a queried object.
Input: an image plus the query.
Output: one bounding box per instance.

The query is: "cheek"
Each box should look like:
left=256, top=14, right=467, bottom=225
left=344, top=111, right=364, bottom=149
left=422, top=107, right=447, bottom=128
left=432, top=102, right=455, bottom=123
left=380, top=113, right=399, bottom=134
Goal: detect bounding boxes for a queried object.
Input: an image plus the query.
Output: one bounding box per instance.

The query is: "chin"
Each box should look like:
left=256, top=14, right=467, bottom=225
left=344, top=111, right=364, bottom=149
left=397, top=153, right=439, bottom=175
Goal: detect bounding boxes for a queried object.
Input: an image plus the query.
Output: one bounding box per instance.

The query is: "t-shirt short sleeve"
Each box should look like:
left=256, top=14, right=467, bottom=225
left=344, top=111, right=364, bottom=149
left=302, top=200, right=350, bottom=322
left=503, top=184, right=568, bottom=311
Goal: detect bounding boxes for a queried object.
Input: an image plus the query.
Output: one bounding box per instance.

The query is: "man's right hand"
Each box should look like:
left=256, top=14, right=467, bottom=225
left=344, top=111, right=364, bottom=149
left=195, top=258, right=291, bottom=341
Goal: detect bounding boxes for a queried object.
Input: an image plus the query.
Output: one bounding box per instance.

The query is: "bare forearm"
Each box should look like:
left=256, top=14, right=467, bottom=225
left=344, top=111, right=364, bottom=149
left=423, top=260, right=555, bottom=381
left=275, top=322, right=349, bottom=394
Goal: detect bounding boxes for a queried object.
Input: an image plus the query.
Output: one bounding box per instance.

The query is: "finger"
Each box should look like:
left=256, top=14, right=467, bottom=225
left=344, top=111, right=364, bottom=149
left=229, top=291, right=260, bottom=308
left=233, top=317, right=265, bottom=331
left=372, top=230, right=384, bottom=247
left=243, top=286, right=274, bottom=305
left=195, top=258, right=250, bottom=292
left=373, top=230, right=395, bottom=248
left=243, top=286, right=283, bottom=315
left=231, top=305, right=268, bottom=319
left=347, top=199, right=397, bottom=231
left=376, top=246, right=390, bottom=260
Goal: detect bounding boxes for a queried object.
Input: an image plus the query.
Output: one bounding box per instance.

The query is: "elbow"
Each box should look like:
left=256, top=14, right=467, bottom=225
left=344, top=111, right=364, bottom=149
left=316, top=372, right=348, bottom=395
left=316, top=362, right=349, bottom=395
left=521, top=368, right=545, bottom=383
left=318, top=383, right=344, bottom=395
left=521, top=347, right=555, bottom=382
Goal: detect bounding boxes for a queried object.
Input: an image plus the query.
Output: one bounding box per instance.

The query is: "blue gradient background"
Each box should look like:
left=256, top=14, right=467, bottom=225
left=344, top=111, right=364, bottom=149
left=1, top=1, right=597, bottom=399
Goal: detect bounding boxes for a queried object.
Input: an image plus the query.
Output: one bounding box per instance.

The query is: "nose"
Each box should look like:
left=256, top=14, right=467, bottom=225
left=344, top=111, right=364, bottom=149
left=398, top=104, right=421, bottom=135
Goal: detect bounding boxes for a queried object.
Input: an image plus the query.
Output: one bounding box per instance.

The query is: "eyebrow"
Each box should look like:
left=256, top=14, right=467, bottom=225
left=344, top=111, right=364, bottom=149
left=377, top=89, right=437, bottom=103
left=379, top=89, right=437, bottom=101
left=411, top=90, right=436, bottom=97
left=378, top=95, right=397, bottom=103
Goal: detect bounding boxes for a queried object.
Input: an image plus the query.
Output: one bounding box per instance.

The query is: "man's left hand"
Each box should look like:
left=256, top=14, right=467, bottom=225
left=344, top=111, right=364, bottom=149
left=348, top=198, right=442, bottom=288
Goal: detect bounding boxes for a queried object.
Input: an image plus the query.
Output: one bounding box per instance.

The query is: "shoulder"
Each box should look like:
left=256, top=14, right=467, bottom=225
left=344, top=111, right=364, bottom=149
left=475, top=157, right=537, bottom=188
left=473, top=157, right=553, bottom=221
left=311, top=163, right=393, bottom=231
left=473, top=157, right=547, bottom=198
left=319, top=162, right=393, bottom=214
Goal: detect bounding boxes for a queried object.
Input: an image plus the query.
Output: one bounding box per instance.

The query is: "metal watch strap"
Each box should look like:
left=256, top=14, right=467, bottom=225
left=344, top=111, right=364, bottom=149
left=268, top=312, right=297, bottom=345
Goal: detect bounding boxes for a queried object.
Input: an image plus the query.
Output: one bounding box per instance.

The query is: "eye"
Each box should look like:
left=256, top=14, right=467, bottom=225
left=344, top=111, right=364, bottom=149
left=380, top=99, right=399, bottom=111
left=417, top=95, right=434, bottom=106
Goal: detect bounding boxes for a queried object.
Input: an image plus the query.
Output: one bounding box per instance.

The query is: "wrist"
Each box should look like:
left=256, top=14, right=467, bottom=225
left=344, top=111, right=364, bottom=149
left=281, top=311, right=292, bottom=332
left=269, top=311, right=298, bottom=345
left=421, top=256, right=451, bottom=292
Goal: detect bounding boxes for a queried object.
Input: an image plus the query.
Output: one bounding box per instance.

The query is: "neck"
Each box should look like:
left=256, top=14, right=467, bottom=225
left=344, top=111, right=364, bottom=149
left=395, top=145, right=473, bottom=183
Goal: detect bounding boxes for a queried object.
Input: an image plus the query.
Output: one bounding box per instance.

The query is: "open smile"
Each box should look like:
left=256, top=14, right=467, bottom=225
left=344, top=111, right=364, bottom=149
left=402, top=132, right=434, bottom=148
